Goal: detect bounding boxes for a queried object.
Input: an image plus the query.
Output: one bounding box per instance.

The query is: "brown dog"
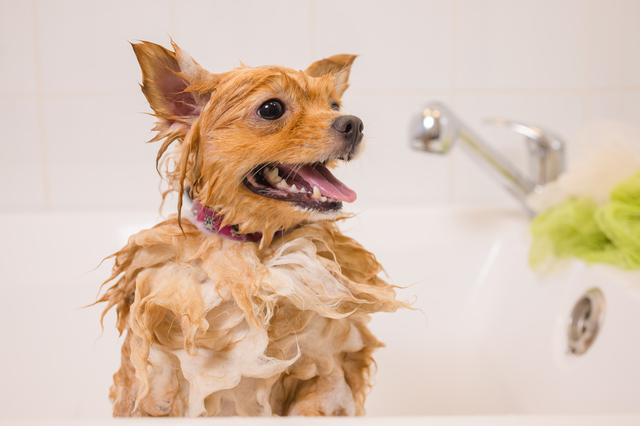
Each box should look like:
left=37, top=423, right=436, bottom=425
left=98, top=40, right=404, bottom=417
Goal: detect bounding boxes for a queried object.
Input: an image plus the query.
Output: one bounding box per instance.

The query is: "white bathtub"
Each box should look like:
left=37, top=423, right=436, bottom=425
left=1, top=206, right=639, bottom=425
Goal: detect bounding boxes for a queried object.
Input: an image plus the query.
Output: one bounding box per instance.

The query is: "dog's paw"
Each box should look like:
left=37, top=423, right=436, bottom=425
left=287, top=375, right=356, bottom=416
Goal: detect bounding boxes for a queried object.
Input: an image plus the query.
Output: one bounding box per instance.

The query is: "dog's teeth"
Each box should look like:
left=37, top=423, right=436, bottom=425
left=312, top=186, right=321, bottom=199
left=291, top=184, right=298, bottom=192
left=301, top=188, right=307, bottom=193
left=266, top=167, right=282, bottom=183
left=321, top=196, right=327, bottom=202
left=276, top=179, right=290, bottom=189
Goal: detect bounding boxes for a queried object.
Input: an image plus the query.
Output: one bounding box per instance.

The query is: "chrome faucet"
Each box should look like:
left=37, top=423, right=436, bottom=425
left=410, top=102, right=565, bottom=212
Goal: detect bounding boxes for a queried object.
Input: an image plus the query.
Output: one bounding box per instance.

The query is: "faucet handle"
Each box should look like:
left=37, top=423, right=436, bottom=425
left=485, top=118, right=565, bottom=187
left=485, top=118, right=563, bottom=150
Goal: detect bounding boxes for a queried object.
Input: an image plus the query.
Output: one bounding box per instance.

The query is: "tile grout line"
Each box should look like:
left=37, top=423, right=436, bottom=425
left=581, top=0, right=594, bottom=149
left=618, top=0, right=630, bottom=118
left=578, top=0, right=595, bottom=155
left=309, top=0, right=317, bottom=61
left=31, top=0, right=52, bottom=211
left=448, top=0, right=460, bottom=206
left=3, top=87, right=640, bottom=102
left=0, top=91, right=141, bottom=101
left=346, top=86, right=640, bottom=96
left=450, top=0, right=460, bottom=104
left=168, top=0, right=176, bottom=38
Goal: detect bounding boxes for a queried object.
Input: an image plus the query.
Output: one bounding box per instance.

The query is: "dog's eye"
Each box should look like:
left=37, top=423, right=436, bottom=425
left=258, top=99, right=285, bottom=120
left=331, top=102, right=340, bottom=111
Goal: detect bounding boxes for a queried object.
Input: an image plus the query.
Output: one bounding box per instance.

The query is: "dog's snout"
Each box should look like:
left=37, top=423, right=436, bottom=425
left=332, top=115, right=364, bottom=147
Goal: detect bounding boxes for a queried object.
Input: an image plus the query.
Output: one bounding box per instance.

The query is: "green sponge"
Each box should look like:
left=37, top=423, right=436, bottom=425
left=530, top=172, right=640, bottom=270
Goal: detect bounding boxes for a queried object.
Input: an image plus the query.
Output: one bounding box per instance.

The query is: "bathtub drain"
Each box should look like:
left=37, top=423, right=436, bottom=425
left=567, top=288, right=605, bottom=355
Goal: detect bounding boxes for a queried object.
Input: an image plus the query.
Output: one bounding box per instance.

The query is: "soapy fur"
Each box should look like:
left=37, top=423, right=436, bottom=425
left=98, top=41, right=405, bottom=417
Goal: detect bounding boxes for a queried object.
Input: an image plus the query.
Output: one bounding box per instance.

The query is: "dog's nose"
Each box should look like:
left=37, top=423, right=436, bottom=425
left=332, top=115, right=364, bottom=147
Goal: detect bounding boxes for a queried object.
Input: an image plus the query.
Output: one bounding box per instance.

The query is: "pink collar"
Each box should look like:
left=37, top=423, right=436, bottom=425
left=190, top=198, right=263, bottom=242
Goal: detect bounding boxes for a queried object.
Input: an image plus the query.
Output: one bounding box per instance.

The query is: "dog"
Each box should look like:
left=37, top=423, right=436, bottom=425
left=97, top=40, right=405, bottom=417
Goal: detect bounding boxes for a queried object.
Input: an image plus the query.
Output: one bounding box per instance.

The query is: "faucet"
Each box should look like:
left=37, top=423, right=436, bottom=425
left=410, top=102, right=565, bottom=213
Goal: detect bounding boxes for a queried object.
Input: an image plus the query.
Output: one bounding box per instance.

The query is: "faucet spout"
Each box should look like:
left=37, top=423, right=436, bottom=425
left=411, top=102, right=565, bottom=213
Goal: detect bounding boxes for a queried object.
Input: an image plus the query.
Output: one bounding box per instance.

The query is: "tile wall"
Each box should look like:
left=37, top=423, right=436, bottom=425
left=1, top=0, right=639, bottom=212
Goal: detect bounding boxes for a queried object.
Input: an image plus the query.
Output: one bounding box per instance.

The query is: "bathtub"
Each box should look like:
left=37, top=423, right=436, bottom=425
left=1, top=206, right=639, bottom=425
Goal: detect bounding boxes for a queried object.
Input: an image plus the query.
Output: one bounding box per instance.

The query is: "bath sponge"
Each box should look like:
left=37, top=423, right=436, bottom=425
left=530, top=172, right=640, bottom=270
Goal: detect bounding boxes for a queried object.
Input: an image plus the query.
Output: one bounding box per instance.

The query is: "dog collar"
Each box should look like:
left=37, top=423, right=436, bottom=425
left=189, top=197, right=263, bottom=243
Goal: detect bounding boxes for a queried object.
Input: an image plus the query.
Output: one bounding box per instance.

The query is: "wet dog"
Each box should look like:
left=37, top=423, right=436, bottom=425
left=98, top=41, right=405, bottom=417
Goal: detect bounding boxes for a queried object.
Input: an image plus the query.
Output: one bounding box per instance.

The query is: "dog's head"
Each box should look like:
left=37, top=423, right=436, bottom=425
left=133, top=41, right=362, bottom=242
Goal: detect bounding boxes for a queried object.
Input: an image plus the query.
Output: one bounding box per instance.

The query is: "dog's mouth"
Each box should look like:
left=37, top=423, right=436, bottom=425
left=244, top=162, right=357, bottom=211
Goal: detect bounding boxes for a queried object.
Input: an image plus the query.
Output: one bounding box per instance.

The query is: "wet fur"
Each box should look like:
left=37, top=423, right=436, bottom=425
left=98, top=41, right=405, bottom=417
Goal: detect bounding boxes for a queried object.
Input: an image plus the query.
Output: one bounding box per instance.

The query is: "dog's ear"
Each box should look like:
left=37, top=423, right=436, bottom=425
left=305, top=54, right=357, bottom=99
left=132, top=41, right=215, bottom=130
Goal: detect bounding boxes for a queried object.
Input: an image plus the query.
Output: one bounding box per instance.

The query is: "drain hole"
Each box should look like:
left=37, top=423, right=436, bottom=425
left=567, top=288, right=605, bottom=355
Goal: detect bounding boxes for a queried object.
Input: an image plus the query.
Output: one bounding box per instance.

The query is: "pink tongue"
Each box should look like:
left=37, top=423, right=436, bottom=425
left=283, top=164, right=357, bottom=203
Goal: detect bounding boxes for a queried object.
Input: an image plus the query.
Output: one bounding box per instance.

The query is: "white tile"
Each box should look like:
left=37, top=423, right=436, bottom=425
left=0, top=1, right=37, bottom=94
left=453, top=93, right=584, bottom=205
left=457, top=0, right=588, bottom=90
left=37, top=0, right=171, bottom=93
left=315, top=0, right=454, bottom=91
left=335, top=92, right=452, bottom=210
left=174, top=0, right=313, bottom=73
left=623, top=0, right=640, bottom=86
left=45, top=97, right=165, bottom=210
left=589, top=0, right=625, bottom=88
left=0, top=99, right=45, bottom=210
left=585, top=92, right=623, bottom=127
left=622, top=92, right=640, bottom=124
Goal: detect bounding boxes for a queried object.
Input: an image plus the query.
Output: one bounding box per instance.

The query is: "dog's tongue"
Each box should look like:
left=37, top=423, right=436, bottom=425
left=294, top=164, right=357, bottom=203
